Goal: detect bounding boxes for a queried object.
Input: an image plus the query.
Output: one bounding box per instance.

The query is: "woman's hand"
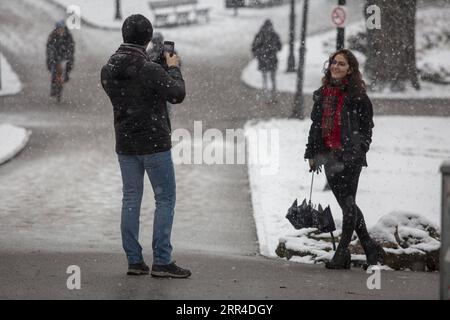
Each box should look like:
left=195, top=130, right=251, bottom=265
left=308, top=159, right=315, bottom=170
left=308, top=158, right=322, bottom=173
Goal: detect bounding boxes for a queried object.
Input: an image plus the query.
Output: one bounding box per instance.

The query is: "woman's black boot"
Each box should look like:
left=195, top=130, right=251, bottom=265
left=365, top=242, right=386, bottom=266
left=325, top=248, right=351, bottom=269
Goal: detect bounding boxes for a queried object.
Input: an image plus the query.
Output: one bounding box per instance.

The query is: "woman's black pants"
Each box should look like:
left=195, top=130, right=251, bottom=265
left=324, top=156, right=374, bottom=253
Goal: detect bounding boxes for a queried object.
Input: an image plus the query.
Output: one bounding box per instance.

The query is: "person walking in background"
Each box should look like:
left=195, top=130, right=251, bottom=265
left=251, top=19, right=282, bottom=103
left=147, top=32, right=177, bottom=117
left=101, top=14, right=191, bottom=278
left=46, top=20, right=74, bottom=103
left=147, top=32, right=166, bottom=67
left=305, top=49, right=385, bottom=270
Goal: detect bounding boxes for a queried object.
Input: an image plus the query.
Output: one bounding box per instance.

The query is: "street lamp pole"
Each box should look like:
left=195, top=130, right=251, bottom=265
left=0, top=52, right=2, bottom=91
left=336, top=0, right=346, bottom=50
left=287, top=0, right=296, bottom=72
left=292, top=0, right=309, bottom=119
left=115, top=0, right=122, bottom=21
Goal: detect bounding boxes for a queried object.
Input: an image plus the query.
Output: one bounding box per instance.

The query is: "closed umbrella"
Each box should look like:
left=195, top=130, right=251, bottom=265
left=286, top=173, right=336, bottom=250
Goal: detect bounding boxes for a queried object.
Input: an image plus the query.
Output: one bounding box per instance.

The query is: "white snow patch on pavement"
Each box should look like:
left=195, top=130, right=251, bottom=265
left=0, top=53, right=22, bottom=96
left=0, top=124, right=30, bottom=165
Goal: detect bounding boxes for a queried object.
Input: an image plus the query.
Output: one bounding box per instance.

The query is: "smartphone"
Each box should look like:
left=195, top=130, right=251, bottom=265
left=163, top=41, right=175, bottom=57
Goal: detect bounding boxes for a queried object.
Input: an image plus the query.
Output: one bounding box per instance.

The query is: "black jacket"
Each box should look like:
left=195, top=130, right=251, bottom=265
left=46, top=27, right=75, bottom=73
left=251, top=28, right=282, bottom=72
left=304, top=86, right=374, bottom=167
left=101, top=44, right=185, bottom=155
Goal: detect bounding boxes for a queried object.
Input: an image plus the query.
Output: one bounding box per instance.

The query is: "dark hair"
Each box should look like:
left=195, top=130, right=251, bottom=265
left=122, top=14, right=153, bottom=46
left=322, top=49, right=366, bottom=96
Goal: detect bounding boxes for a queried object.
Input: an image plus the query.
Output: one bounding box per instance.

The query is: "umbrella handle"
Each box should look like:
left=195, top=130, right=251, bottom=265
left=330, top=232, right=336, bottom=251
left=308, top=172, right=314, bottom=205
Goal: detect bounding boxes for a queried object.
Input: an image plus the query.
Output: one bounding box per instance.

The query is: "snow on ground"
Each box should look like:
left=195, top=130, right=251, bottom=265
left=0, top=124, right=30, bottom=165
left=0, top=53, right=22, bottom=96
left=49, top=0, right=232, bottom=29
left=0, top=54, right=28, bottom=165
left=244, top=116, right=450, bottom=258
left=242, top=7, right=450, bottom=99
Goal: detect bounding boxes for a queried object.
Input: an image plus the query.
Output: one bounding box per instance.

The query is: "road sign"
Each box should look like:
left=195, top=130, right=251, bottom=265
left=331, top=6, right=346, bottom=28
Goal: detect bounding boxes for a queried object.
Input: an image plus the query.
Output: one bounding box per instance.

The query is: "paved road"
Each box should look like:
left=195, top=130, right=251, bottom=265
left=0, top=250, right=439, bottom=300
left=0, top=0, right=442, bottom=299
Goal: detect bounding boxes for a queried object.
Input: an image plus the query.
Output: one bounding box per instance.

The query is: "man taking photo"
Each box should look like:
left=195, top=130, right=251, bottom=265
left=101, top=14, right=190, bottom=278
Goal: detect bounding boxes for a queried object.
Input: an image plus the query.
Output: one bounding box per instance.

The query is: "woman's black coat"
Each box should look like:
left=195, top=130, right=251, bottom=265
left=304, top=86, right=374, bottom=167
left=251, top=27, right=282, bottom=72
left=46, top=27, right=75, bottom=73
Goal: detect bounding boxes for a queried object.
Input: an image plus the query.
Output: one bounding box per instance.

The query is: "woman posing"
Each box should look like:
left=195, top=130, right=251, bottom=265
left=305, top=49, right=385, bottom=269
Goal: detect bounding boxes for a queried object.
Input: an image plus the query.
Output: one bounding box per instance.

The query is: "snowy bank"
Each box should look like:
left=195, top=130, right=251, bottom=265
left=0, top=53, right=22, bottom=96
left=244, top=116, right=449, bottom=260
left=0, top=124, right=31, bottom=165
left=242, top=7, right=450, bottom=99
left=276, top=211, right=440, bottom=271
left=48, top=0, right=220, bottom=30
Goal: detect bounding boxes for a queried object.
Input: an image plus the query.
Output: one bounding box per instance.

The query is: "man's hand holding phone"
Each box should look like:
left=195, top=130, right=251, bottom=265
left=165, top=52, right=180, bottom=68
left=163, top=40, right=179, bottom=67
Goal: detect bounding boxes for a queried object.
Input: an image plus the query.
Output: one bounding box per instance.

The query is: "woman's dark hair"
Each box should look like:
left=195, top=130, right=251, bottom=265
left=322, top=49, right=366, bottom=96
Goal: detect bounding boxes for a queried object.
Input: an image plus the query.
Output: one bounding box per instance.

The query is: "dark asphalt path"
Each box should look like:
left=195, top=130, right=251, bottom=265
left=0, top=250, right=439, bottom=300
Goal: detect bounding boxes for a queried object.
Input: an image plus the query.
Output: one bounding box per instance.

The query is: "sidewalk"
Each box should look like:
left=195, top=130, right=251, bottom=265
left=0, top=250, right=439, bottom=299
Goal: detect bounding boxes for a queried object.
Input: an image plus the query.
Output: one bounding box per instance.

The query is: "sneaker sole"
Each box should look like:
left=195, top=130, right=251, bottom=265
left=127, top=270, right=150, bottom=276
left=150, top=271, right=191, bottom=278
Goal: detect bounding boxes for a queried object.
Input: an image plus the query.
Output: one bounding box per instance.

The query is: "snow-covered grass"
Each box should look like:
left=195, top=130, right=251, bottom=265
left=0, top=53, right=22, bottom=96
left=48, top=0, right=226, bottom=30
left=0, top=124, right=30, bottom=165
left=244, top=116, right=450, bottom=258
left=242, top=7, right=450, bottom=99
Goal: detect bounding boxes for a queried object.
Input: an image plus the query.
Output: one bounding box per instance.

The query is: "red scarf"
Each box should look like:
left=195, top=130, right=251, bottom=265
left=321, top=81, right=347, bottom=150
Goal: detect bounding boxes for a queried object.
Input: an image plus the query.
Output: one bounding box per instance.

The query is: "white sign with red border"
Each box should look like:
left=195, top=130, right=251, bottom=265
left=331, top=6, right=347, bottom=28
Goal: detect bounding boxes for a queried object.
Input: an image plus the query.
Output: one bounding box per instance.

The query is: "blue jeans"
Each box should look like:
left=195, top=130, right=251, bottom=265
left=118, top=151, right=175, bottom=265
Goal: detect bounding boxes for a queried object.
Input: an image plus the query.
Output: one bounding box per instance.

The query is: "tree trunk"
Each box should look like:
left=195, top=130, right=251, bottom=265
left=364, top=0, right=420, bottom=91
